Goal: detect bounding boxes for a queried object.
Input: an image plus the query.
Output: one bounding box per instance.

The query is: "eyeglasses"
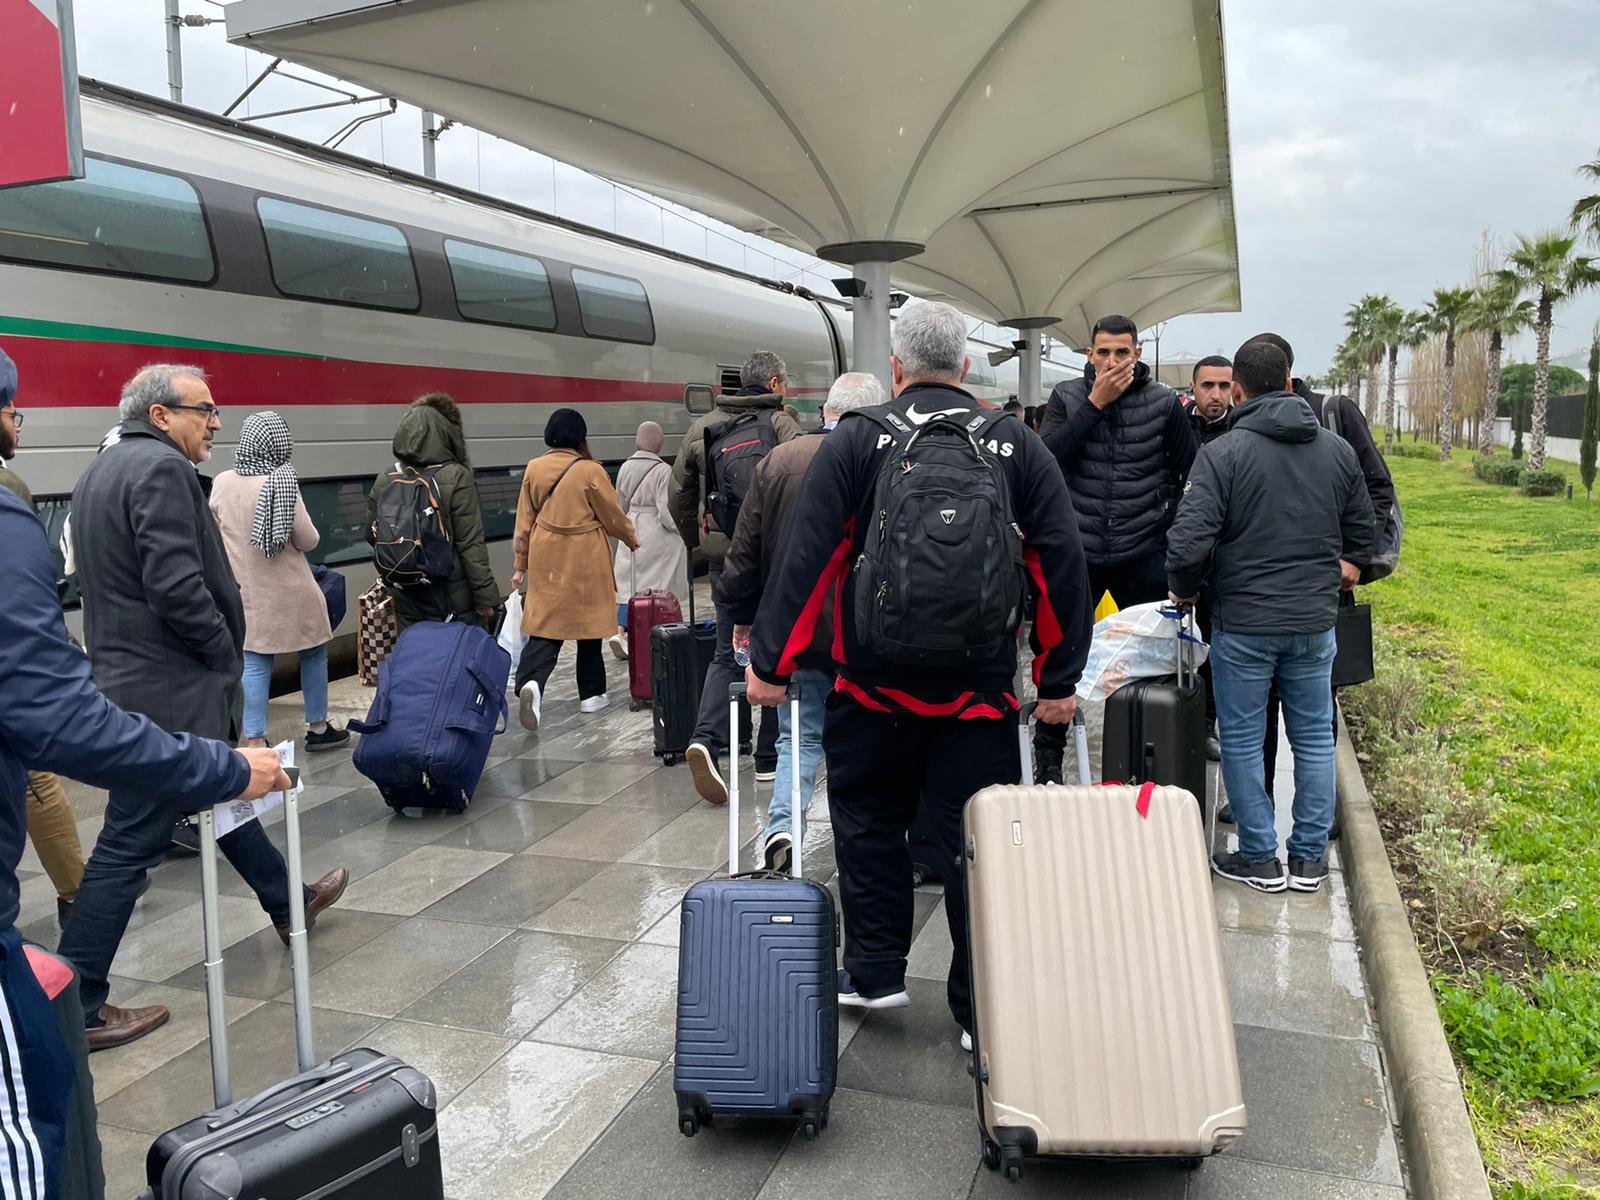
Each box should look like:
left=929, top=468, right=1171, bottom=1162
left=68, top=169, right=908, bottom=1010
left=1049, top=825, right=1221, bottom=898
left=1, top=409, right=19, bottom=428
left=162, top=403, right=222, bottom=420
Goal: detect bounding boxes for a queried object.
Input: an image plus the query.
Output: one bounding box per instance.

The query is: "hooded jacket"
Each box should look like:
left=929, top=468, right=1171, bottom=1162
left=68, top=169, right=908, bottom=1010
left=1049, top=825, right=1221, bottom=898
left=1166, top=391, right=1375, bottom=636
left=366, top=404, right=500, bottom=629
left=669, top=388, right=803, bottom=563
left=1038, top=362, right=1198, bottom=566
left=1187, top=400, right=1232, bottom=446
left=1291, top=378, right=1397, bottom=540
left=1, top=487, right=248, bottom=929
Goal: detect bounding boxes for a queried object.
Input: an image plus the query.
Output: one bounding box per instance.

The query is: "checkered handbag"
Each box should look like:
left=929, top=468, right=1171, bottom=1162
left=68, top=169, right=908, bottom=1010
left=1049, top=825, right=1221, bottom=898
left=357, top=579, right=397, bottom=686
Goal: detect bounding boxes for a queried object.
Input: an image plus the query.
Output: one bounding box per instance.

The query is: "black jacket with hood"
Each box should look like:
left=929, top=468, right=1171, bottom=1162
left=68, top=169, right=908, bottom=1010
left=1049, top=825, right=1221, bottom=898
left=1038, top=361, right=1198, bottom=566
left=1166, top=391, right=1375, bottom=636
left=1290, top=378, right=1397, bottom=540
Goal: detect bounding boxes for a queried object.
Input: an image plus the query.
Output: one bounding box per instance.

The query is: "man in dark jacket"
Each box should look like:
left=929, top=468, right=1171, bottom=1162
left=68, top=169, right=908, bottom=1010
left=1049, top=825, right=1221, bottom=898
left=745, top=303, right=1093, bottom=1047
left=1167, top=341, right=1375, bottom=895
left=673, top=351, right=803, bottom=803
left=1188, top=354, right=1233, bottom=444
left=3, top=483, right=289, bottom=1193
left=719, top=371, right=885, bottom=872
left=1033, top=314, right=1198, bottom=782
left=62, top=364, right=348, bottom=1048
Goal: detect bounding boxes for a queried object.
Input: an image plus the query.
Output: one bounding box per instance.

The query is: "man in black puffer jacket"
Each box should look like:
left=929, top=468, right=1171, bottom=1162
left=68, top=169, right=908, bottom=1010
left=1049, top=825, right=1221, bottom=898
left=1034, top=314, right=1198, bottom=781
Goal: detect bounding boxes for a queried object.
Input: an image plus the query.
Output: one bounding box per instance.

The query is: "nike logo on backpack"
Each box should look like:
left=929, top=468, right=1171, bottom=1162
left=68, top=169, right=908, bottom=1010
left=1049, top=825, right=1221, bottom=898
left=905, top=404, right=969, bottom=425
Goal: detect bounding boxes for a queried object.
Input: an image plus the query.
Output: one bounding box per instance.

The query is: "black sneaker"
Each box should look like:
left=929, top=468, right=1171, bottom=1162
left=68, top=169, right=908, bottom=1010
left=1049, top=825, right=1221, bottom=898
left=305, top=724, right=351, bottom=753
left=1288, top=856, right=1328, bottom=892
left=1216, top=802, right=1235, bottom=825
left=761, top=831, right=793, bottom=874
left=169, top=816, right=200, bottom=856
left=1211, top=850, right=1286, bottom=893
left=1034, top=743, right=1064, bottom=786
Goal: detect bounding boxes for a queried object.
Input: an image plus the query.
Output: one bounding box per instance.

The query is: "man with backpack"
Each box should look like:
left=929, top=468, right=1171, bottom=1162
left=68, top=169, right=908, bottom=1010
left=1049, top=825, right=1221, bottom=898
left=744, top=302, right=1093, bottom=1048
left=670, top=351, right=803, bottom=804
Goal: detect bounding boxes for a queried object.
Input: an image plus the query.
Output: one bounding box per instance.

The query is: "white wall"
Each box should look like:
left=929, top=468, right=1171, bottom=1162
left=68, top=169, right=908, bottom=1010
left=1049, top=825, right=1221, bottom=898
left=1493, top=417, right=1583, bottom=463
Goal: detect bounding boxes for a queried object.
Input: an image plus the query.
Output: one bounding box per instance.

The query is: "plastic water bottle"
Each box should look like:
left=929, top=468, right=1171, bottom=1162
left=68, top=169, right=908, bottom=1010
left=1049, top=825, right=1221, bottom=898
left=733, top=634, right=751, bottom=668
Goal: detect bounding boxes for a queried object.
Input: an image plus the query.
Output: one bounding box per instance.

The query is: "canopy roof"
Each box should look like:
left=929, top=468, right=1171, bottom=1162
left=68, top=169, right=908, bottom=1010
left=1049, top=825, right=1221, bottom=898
left=226, top=0, right=1239, bottom=347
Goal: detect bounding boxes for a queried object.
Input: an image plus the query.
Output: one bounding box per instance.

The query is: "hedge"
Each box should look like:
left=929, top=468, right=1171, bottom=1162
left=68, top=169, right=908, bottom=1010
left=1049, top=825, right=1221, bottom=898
left=1519, top=469, right=1567, bottom=497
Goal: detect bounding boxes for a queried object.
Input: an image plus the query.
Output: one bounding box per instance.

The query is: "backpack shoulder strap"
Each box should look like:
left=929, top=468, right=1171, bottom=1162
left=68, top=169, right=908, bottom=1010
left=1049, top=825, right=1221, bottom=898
left=848, top=405, right=912, bottom=438
left=1322, top=396, right=1342, bottom=439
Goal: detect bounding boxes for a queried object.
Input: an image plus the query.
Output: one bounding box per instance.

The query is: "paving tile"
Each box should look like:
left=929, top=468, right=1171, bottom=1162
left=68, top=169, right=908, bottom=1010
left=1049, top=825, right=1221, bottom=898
left=753, top=1087, right=977, bottom=1200
left=96, top=1001, right=383, bottom=1134
left=283, top=787, right=388, bottom=841
left=1220, top=928, right=1372, bottom=1041
left=528, top=804, right=681, bottom=860
left=439, top=1040, right=655, bottom=1200
left=164, top=908, right=404, bottom=999
left=532, top=942, right=682, bottom=1061
left=638, top=906, right=682, bottom=948
left=620, top=807, right=761, bottom=872
left=836, top=977, right=971, bottom=1110
left=98, top=1122, right=155, bottom=1200
left=1188, top=1155, right=1407, bottom=1199
left=346, top=803, right=491, bottom=848
left=298, top=917, right=512, bottom=1018
left=520, top=759, right=660, bottom=804
left=597, top=769, right=708, bottom=814
left=338, top=845, right=511, bottom=916
left=530, top=863, right=707, bottom=942
left=90, top=983, right=264, bottom=1102
left=428, top=799, right=588, bottom=853
left=302, top=756, right=378, bottom=789
left=111, top=892, right=274, bottom=983
left=474, top=757, right=586, bottom=800
left=1228, top=1023, right=1402, bottom=1185
left=547, top=1065, right=794, bottom=1200
left=968, top=1156, right=1189, bottom=1198
left=363, top=1018, right=514, bottom=1105
left=420, top=851, right=608, bottom=928
left=906, top=900, right=955, bottom=982
left=401, top=929, right=625, bottom=1038
left=1212, top=869, right=1356, bottom=942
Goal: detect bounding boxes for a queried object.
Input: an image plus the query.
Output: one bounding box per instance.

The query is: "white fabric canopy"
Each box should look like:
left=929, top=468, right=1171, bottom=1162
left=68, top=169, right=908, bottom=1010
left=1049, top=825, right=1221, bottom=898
left=227, top=0, right=1239, bottom=346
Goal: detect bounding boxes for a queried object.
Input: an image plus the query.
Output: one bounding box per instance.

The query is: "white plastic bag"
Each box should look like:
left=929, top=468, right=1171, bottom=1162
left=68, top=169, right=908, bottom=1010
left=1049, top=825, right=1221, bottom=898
left=498, top=589, right=526, bottom=664
left=1074, top=601, right=1208, bottom=704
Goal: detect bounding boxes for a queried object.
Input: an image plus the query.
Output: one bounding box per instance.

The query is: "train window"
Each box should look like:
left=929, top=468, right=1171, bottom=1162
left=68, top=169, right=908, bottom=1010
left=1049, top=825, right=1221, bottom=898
left=572, top=267, right=654, bottom=343
left=445, top=239, right=556, bottom=330
left=0, top=157, right=213, bottom=282
left=257, top=198, right=418, bottom=311
left=297, top=477, right=380, bottom=566
left=718, top=367, right=743, bottom=393
left=685, top=384, right=714, bottom=415
left=474, top=467, right=524, bottom=541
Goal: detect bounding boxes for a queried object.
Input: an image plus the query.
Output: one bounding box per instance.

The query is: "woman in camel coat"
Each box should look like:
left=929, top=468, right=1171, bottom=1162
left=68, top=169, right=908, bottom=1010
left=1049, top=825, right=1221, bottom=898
left=510, top=408, right=637, bottom=729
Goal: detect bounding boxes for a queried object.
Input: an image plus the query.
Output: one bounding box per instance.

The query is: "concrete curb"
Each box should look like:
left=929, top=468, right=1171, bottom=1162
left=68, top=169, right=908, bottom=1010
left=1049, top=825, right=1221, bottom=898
left=1336, top=714, right=1491, bottom=1200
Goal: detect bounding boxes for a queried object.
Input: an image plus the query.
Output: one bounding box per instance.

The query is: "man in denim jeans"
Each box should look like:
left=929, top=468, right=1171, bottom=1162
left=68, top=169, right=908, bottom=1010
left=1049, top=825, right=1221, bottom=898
left=1166, top=341, right=1375, bottom=893
left=719, top=372, right=886, bottom=870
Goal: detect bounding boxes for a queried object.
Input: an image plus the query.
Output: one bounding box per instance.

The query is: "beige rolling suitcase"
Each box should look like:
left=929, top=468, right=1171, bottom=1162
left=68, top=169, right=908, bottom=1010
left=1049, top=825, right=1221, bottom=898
left=964, top=705, right=1246, bottom=1182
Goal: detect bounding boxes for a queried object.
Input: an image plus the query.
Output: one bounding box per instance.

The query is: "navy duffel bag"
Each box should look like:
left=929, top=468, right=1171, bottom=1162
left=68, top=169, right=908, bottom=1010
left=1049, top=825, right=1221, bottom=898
left=351, top=619, right=511, bottom=812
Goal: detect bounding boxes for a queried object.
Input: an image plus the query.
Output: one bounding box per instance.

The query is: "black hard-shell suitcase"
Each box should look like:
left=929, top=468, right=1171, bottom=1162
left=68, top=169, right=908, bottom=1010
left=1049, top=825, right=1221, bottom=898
left=673, top=683, right=837, bottom=1139
left=652, top=620, right=716, bottom=765
left=142, top=781, right=443, bottom=1199
left=1102, top=608, right=1207, bottom=807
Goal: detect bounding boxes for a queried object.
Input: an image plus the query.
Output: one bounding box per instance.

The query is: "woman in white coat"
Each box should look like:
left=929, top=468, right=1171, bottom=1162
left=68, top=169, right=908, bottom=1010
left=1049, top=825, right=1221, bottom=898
left=609, top=421, right=689, bottom=658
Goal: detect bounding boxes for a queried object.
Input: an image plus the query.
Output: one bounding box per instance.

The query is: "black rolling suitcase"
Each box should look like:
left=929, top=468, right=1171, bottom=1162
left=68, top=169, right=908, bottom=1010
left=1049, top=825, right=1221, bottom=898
left=1102, top=607, right=1207, bottom=808
left=141, top=780, right=444, bottom=1200
left=651, top=620, right=715, bottom=764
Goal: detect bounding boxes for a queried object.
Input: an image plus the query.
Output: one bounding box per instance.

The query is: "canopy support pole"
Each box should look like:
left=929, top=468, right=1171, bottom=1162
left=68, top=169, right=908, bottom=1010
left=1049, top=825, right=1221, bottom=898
left=1006, top=317, right=1059, bottom=407
left=819, top=241, right=924, bottom=392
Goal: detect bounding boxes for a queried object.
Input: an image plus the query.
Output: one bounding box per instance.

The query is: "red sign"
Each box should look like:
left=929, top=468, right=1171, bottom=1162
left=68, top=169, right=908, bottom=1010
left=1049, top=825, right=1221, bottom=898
left=0, top=0, right=84, bottom=189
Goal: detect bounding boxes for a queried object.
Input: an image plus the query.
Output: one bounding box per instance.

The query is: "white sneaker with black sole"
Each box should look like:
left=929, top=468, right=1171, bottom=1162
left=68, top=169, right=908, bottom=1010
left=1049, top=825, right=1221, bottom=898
left=580, top=693, right=610, bottom=714
left=685, top=742, right=729, bottom=806
left=517, top=681, right=542, bottom=731
left=1288, top=855, right=1328, bottom=892
left=1210, top=850, right=1287, bottom=893
left=836, top=970, right=910, bottom=1010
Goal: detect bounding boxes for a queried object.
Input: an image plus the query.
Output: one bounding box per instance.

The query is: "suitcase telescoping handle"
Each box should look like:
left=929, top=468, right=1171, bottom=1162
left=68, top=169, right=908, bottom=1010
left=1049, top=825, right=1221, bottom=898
left=727, top=681, right=804, bottom=879
left=1167, top=604, right=1198, bottom=691
left=1015, top=701, right=1091, bottom=786
left=199, top=769, right=317, bottom=1108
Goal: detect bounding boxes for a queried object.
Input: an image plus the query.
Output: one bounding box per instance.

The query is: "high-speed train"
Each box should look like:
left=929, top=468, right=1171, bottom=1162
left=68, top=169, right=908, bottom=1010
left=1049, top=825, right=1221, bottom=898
left=0, top=81, right=1081, bottom=615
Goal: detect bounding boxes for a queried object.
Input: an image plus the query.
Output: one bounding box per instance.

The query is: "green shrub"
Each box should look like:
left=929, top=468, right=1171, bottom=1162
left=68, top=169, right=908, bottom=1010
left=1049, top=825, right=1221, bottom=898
left=1436, top=969, right=1600, bottom=1102
left=1472, top=459, right=1526, bottom=487
left=1393, top=442, right=1440, bottom=460
left=1408, top=813, right=1518, bottom=948
left=1520, top=469, right=1567, bottom=497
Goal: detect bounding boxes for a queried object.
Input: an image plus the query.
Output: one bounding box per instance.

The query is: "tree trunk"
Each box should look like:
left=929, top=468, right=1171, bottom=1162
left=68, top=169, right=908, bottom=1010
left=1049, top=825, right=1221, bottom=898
left=1480, top=331, right=1502, bottom=457
left=1530, top=292, right=1553, bottom=471
left=1349, top=365, right=1361, bottom=405
left=1385, top=346, right=1399, bottom=453
left=1367, top=362, right=1382, bottom=423
left=1440, top=328, right=1456, bottom=460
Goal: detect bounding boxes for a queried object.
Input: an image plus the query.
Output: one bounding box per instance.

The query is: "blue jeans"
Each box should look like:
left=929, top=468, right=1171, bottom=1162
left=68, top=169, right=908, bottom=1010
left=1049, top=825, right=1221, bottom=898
left=242, top=644, right=329, bottom=740
left=767, top=669, right=830, bottom=840
left=1211, top=628, right=1338, bottom=862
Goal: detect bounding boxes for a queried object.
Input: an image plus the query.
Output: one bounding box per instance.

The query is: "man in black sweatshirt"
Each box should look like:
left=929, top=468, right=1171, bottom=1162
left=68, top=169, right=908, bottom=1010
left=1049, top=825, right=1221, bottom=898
left=745, top=302, right=1093, bottom=1048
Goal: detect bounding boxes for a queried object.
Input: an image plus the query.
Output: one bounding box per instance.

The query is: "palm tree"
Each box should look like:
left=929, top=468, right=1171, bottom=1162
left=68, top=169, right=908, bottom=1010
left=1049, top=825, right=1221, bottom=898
left=1499, top=232, right=1600, bottom=470
left=1366, top=297, right=1405, bottom=451
left=1344, top=295, right=1389, bottom=419
left=1426, top=286, right=1476, bottom=460
left=1464, top=279, right=1534, bottom=457
left=1571, top=150, right=1600, bottom=247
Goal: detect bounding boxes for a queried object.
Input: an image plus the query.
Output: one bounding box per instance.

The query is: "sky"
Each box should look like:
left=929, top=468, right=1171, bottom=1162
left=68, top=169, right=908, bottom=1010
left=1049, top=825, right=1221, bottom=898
left=64, top=0, right=1600, bottom=375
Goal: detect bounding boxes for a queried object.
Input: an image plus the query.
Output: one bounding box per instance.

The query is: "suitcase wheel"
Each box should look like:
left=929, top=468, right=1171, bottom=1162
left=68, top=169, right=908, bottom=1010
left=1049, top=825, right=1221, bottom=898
left=980, top=1136, right=1001, bottom=1171
left=663, top=753, right=681, bottom=766
left=1000, top=1147, right=1024, bottom=1183
left=678, top=1109, right=699, bottom=1138
left=1174, top=1156, right=1203, bottom=1171
left=798, top=1117, right=820, bottom=1141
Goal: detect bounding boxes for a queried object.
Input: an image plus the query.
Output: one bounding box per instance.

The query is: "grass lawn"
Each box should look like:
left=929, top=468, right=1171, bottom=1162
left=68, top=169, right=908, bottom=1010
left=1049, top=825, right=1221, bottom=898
left=1350, top=448, right=1600, bottom=1198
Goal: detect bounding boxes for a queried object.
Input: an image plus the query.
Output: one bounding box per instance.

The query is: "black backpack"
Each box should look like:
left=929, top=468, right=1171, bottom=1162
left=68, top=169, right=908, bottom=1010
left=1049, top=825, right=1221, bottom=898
left=850, top=406, right=1026, bottom=666
left=371, top=465, right=455, bottom=589
left=703, top=410, right=779, bottom=536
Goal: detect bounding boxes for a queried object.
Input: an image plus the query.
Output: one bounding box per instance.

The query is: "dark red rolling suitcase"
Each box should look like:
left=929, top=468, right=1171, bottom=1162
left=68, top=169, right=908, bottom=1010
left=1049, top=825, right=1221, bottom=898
left=626, top=560, right=682, bottom=709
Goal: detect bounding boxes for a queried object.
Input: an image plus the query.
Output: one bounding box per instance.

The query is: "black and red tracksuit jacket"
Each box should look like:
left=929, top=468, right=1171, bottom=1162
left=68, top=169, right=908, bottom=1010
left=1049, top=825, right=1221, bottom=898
left=749, top=382, right=1094, bottom=718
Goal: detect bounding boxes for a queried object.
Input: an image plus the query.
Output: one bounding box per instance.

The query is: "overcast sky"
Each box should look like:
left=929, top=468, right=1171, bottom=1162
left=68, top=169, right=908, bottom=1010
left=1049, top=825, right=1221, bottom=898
left=68, top=0, right=1600, bottom=374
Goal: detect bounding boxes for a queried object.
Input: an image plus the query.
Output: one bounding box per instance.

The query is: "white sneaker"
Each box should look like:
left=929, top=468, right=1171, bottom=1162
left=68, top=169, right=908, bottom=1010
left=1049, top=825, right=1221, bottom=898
left=754, top=767, right=777, bottom=783
left=960, top=1030, right=973, bottom=1053
left=518, top=681, right=542, bottom=731
left=836, top=970, right=910, bottom=1010
left=580, top=693, right=610, bottom=714
left=607, top=633, right=629, bottom=661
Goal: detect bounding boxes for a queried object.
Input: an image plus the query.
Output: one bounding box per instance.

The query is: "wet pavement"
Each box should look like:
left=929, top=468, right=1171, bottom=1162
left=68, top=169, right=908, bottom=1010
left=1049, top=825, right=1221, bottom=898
left=16, top=603, right=1406, bottom=1198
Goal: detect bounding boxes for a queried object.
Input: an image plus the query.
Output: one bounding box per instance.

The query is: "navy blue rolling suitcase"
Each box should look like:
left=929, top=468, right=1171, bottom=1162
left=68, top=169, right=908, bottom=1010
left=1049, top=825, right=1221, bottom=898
left=674, top=682, right=837, bottom=1139
left=351, top=619, right=511, bottom=812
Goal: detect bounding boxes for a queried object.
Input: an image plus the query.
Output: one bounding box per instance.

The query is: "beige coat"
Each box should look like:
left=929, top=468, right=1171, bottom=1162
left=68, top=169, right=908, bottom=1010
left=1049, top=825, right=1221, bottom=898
left=210, top=471, right=332, bottom=654
left=612, top=450, right=688, bottom=607
left=514, top=450, right=637, bottom=641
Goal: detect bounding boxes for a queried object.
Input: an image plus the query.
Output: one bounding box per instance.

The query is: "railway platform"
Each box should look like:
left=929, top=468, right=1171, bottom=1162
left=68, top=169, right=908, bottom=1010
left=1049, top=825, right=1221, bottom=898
left=19, top=594, right=1405, bottom=1199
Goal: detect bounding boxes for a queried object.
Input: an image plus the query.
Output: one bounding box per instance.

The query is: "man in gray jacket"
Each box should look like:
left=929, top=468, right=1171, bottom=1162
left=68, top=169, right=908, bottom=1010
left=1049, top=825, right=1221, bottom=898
left=1166, top=341, right=1374, bottom=895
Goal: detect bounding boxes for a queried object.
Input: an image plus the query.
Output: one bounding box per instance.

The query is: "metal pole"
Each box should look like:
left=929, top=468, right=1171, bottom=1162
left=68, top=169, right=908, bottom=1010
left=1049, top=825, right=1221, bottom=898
left=283, top=786, right=316, bottom=1072
left=198, top=807, right=231, bottom=1106
left=164, top=0, right=183, bottom=103
left=852, top=259, right=892, bottom=393
left=1018, top=327, right=1042, bottom=407
left=421, top=110, right=437, bottom=178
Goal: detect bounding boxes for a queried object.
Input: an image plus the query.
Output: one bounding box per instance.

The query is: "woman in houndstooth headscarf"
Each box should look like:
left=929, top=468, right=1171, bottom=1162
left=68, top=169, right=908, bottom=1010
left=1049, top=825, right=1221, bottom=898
left=210, top=411, right=350, bottom=753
